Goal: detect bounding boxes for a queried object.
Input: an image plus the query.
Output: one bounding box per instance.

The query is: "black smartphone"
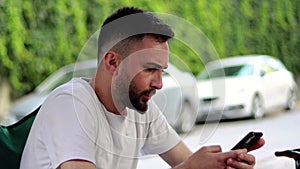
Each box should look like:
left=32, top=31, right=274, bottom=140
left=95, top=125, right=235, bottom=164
left=231, top=131, right=263, bottom=150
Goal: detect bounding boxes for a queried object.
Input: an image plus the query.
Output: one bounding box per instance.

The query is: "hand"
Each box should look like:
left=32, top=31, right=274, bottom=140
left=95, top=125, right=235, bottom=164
left=248, top=138, right=265, bottom=152
left=177, top=145, right=247, bottom=169
left=224, top=138, right=265, bottom=169
left=226, top=149, right=256, bottom=169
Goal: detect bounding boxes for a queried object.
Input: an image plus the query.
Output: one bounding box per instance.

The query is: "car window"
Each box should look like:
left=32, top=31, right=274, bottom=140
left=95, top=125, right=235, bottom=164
left=198, top=64, right=254, bottom=80
left=261, top=63, right=276, bottom=74
left=37, top=67, right=96, bottom=94
left=267, top=58, right=284, bottom=71
left=237, top=64, right=254, bottom=76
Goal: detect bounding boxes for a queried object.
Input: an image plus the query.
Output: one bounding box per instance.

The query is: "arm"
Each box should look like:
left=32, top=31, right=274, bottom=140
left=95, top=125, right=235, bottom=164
left=161, top=143, right=257, bottom=169
left=57, top=139, right=264, bottom=169
left=159, top=141, right=192, bottom=167
left=59, top=160, right=96, bottom=169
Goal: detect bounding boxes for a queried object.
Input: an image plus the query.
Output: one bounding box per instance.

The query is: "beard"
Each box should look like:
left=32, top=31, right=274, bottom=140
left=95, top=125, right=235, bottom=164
left=112, top=73, right=156, bottom=114
left=128, top=82, right=156, bottom=113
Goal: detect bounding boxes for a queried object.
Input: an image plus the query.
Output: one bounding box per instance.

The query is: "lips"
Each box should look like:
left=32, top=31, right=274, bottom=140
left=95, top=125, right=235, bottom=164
left=141, top=89, right=156, bottom=101
left=142, top=94, right=151, bottom=101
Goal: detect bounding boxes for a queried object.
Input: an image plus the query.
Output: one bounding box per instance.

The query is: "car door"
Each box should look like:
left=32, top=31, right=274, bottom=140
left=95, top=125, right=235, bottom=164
left=259, top=62, right=284, bottom=109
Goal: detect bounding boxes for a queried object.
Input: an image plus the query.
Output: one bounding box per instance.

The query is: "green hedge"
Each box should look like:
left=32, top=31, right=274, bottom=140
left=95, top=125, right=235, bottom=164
left=1, top=0, right=300, bottom=98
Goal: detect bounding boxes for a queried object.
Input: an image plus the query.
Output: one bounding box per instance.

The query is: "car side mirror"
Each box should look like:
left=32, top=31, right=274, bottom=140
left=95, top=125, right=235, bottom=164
left=260, top=70, right=266, bottom=77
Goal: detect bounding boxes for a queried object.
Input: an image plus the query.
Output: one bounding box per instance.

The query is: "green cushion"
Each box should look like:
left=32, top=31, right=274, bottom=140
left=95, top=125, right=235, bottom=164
left=0, top=106, right=40, bottom=169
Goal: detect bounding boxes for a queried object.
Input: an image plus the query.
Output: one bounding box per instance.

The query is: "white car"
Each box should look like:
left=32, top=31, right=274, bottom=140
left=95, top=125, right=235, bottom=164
left=4, top=60, right=198, bottom=133
left=196, top=55, right=298, bottom=122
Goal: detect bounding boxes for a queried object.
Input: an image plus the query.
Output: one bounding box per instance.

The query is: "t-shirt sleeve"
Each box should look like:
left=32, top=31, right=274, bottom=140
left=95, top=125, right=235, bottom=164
left=39, top=93, right=97, bottom=168
left=141, top=102, right=181, bottom=155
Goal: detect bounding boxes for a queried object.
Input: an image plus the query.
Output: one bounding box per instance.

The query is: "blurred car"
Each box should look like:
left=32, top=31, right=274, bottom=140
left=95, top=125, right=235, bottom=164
left=196, top=55, right=298, bottom=122
left=4, top=59, right=198, bottom=133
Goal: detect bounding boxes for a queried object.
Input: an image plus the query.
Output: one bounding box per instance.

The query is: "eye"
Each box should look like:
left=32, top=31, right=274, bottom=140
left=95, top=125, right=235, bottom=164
left=145, top=68, right=157, bottom=72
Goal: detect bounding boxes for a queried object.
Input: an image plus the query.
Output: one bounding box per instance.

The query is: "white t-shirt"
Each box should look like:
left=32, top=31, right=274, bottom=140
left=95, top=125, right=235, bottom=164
left=20, top=78, right=181, bottom=169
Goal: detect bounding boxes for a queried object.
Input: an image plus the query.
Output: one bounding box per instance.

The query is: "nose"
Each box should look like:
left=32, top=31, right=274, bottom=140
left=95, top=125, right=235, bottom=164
left=150, top=70, right=163, bottom=90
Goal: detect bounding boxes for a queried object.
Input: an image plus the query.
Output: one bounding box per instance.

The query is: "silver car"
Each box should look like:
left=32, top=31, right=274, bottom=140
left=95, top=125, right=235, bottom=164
left=196, top=55, right=298, bottom=122
left=4, top=60, right=198, bottom=133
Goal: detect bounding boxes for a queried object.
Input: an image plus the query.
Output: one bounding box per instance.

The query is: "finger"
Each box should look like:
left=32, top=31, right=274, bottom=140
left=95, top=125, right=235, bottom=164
left=227, top=157, right=253, bottom=169
left=238, top=153, right=256, bottom=165
left=200, top=145, right=222, bottom=153
left=223, top=149, right=247, bottom=160
left=248, top=138, right=265, bottom=152
left=227, top=153, right=256, bottom=168
left=226, top=166, right=235, bottom=169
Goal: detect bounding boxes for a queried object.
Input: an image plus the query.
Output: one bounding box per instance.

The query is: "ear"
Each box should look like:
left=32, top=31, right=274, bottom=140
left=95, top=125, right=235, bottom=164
left=103, top=51, right=122, bottom=75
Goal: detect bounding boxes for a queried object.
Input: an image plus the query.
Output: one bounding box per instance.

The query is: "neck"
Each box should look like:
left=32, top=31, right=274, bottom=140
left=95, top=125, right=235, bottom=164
left=90, top=76, right=124, bottom=115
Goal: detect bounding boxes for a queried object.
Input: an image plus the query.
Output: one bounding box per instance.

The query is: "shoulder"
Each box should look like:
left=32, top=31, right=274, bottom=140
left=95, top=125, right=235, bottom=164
left=46, top=78, right=96, bottom=103
left=38, top=78, right=100, bottom=123
left=52, top=78, right=93, bottom=95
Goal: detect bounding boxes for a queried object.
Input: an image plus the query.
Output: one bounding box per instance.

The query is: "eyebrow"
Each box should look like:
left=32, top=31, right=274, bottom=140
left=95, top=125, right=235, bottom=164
left=145, top=62, right=168, bottom=69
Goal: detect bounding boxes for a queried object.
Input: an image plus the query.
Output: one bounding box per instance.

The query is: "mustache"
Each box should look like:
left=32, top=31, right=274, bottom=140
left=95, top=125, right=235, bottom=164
left=141, top=89, right=156, bottom=96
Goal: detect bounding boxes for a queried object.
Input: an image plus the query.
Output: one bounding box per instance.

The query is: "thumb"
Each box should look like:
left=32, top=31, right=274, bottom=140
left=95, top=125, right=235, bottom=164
left=224, top=149, right=248, bottom=159
left=200, top=145, right=222, bottom=153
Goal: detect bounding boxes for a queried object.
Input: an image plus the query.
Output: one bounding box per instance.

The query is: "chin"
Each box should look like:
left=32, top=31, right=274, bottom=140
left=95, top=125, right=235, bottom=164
left=134, top=103, right=148, bottom=114
left=128, top=98, right=149, bottom=114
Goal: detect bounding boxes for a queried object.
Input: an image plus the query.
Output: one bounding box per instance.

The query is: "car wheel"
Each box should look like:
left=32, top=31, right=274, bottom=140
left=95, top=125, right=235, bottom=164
left=251, top=95, right=264, bottom=119
left=176, top=101, right=195, bottom=133
left=285, top=89, right=297, bottom=110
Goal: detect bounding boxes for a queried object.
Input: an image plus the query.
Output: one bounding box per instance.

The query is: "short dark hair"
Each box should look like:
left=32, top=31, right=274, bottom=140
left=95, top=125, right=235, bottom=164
left=97, top=6, right=174, bottom=62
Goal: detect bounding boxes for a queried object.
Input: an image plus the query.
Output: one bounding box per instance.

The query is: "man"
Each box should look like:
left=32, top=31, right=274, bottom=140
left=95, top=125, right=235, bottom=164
left=20, top=6, right=264, bottom=169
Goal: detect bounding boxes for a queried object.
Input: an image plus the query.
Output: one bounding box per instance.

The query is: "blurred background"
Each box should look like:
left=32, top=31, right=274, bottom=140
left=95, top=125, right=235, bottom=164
left=1, top=0, right=300, bottom=115
left=1, top=0, right=300, bottom=168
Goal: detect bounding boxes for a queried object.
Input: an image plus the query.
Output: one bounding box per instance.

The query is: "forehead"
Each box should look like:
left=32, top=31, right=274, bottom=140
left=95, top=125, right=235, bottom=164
left=126, top=35, right=169, bottom=66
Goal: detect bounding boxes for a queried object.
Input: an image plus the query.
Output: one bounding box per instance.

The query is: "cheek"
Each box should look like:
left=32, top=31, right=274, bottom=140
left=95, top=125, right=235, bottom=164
left=131, top=73, right=151, bottom=89
left=127, top=66, right=144, bottom=80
